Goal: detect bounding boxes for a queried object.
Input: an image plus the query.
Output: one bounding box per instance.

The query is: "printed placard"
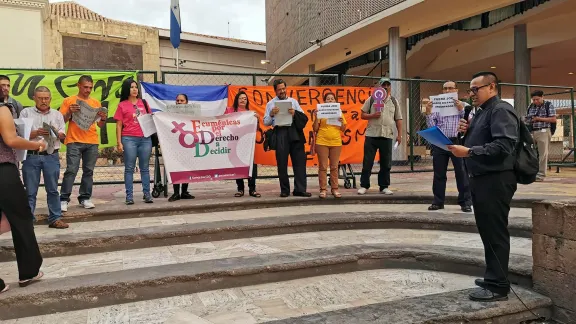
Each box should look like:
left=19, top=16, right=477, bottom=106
left=430, top=92, right=459, bottom=117
left=317, top=103, right=342, bottom=119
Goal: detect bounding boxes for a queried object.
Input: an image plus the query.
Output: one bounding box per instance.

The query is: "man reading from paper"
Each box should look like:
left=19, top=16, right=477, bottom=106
left=20, top=86, right=69, bottom=229
left=59, top=75, right=106, bottom=211
left=263, top=79, right=311, bottom=198
left=424, top=81, right=472, bottom=213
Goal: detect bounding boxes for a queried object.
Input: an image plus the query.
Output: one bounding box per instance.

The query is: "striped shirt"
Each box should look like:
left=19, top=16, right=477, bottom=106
left=526, top=101, right=556, bottom=130
left=426, top=103, right=467, bottom=138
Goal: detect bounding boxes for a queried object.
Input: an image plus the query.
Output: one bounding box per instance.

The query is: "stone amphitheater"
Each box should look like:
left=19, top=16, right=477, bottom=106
left=0, top=180, right=573, bottom=323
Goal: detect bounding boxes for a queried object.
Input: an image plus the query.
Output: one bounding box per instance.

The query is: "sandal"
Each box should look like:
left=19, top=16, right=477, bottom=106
left=234, top=191, right=244, bottom=197
left=0, top=284, right=8, bottom=294
left=249, top=191, right=261, bottom=198
left=319, top=190, right=327, bottom=199
left=19, top=271, right=43, bottom=287
left=331, top=190, right=342, bottom=198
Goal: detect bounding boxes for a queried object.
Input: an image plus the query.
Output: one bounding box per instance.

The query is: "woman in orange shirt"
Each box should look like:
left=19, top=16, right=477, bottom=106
left=313, top=92, right=346, bottom=198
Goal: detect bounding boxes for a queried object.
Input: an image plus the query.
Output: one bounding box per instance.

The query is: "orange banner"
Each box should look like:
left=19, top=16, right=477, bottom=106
left=228, top=86, right=376, bottom=166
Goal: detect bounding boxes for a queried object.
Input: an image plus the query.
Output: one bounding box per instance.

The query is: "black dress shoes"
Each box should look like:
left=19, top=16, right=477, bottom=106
left=280, top=192, right=290, bottom=198
left=461, top=205, right=473, bottom=212
left=428, top=204, right=444, bottom=211
left=293, top=192, right=312, bottom=197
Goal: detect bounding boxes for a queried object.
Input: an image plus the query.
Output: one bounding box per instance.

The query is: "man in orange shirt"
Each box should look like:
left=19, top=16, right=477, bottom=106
left=59, top=75, right=107, bottom=211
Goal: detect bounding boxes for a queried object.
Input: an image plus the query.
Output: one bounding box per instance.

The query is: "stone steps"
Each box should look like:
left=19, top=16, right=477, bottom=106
left=0, top=203, right=551, bottom=323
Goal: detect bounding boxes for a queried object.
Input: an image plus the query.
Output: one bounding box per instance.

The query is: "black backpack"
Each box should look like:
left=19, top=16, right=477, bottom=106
left=514, top=119, right=539, bottom=185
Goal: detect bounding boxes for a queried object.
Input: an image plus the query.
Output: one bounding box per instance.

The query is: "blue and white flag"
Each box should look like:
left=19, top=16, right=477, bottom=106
left=141, top=82, right=228, bottom=116
left=170, top=0, right=181, bottom=49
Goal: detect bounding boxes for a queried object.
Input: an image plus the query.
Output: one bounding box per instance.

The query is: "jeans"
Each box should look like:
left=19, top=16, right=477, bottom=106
left=360, top=136, right=392, bottom=190
left=122, top=136, right=152, bottom=200
left=60, top=143, right=99, bottom=203
left=22, top=153, right=62, bottom=224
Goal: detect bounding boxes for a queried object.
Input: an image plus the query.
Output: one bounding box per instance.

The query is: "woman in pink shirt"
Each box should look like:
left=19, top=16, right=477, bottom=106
left=225, top=91, right=260, bottom=198
left=114, top=79, right=153, bottom=205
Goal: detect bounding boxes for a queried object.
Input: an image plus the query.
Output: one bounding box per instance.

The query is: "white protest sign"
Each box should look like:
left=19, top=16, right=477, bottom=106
left=317, top=103, right=341, bottom=119
left=165, top=103, right=202, bottom=117
left=430, top=92, right=459, bottom=117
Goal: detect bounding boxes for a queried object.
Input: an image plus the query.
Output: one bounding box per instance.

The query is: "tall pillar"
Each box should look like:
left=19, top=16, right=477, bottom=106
left=389, top=26, right=407, bottom=162
left=308, top=64, right=319, bottom=86
left=514, top=24, right=531, bottom=116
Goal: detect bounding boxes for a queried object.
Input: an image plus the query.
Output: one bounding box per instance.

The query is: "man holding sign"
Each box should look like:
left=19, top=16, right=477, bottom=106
left=424, top=81, right=472, bottom=212
left=59, top=75, right=107, bottom=211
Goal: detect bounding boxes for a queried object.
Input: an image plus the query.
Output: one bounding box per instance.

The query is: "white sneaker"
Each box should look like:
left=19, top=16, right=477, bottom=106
left=380, top=188, right=393, bottom=195
left=357, top=187, right=368, bottom=195
left=60, top=201, right=68, bottom=212
left=80, top=200, right=95, bottom=209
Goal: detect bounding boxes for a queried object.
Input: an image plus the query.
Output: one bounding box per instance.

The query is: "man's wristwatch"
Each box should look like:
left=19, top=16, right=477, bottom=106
left=467, top=148, right=473, bottom=157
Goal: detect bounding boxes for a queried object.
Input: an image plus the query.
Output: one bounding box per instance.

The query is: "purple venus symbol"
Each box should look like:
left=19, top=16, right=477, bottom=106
left=372, top=86, right=387, bottom=113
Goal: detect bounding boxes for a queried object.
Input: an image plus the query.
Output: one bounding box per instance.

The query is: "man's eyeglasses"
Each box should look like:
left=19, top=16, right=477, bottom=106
left=443, top=87, right=456, bottom=91
left=466, top=83, right=492, bottom=95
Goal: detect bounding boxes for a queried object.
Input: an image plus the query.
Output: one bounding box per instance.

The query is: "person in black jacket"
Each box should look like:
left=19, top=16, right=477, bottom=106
left=263, top=79, right=311, bottom=197
left=448, top=71, right=519, bottom=302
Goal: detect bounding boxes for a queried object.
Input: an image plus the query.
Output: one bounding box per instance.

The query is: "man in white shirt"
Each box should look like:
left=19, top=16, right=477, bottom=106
left=263, top=79, right=311, bottom=198
left=20, top=86, right=69, bottom=229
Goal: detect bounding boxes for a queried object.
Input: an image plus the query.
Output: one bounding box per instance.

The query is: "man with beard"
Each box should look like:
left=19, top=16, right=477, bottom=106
left=263, top=79, right=311, bottom=198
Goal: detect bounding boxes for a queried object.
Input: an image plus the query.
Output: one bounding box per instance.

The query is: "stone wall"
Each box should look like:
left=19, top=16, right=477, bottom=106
left=532, top=200, right=576, bottom=323
left=43, top=15, right=159, bottom=80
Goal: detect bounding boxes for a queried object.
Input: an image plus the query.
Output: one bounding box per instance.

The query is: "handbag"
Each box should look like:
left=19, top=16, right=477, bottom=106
left=142, top=99, right=159, bottom=147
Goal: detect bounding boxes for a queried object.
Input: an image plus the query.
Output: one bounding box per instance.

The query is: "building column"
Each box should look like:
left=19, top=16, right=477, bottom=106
left=514, top=24, right=531, bottom=116
left=389, top=26, right=407, bottom=161
left=308, top=64, right=319, bottom=86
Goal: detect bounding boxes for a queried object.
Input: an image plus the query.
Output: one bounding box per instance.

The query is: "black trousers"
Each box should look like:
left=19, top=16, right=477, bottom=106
left=236, top=164, right=257, bottom=192
left=0, top=163, right=43, bottom=282
left=431, top=145, right=471, bottom=206
left=360, top=137, right=392, bottom=190
left=173, top=183, right=189, bottom=195
left=275, top=127, right=307, bottom=194
left=469, top=170, right=517, bottom=295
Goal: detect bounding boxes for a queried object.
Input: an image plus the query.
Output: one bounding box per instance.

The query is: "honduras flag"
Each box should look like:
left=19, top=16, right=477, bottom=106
left=170, top=0, right=181, bottom=48
left=141, top=82, right=228, bottom=116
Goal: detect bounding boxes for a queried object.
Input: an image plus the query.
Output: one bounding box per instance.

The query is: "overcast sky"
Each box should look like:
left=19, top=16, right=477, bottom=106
left=51, top=0, right=266, bottom=42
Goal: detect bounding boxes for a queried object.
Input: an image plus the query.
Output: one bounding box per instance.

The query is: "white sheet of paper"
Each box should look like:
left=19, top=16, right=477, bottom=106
left=317, top=103, right=342, bottom=119
left=430, top=92, right=459, bottom=117
left=275, top=101, right=293, bottom=126
left=138, top=114, right=157, bottom=137
left=165, top=103, right=202, bottom=117
left=14, top=118, right=33, bottom=161
left=44, top=123, right=58, bottom=155
left=73, top=101, right=106, bottom=130
left=326, top=118, right=341, bottom=126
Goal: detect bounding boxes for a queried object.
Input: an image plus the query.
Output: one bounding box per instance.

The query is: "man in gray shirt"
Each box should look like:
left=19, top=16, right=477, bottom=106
left=20, top=86, right=69, bottom=229
left=0, top=75, right=24, bottom=118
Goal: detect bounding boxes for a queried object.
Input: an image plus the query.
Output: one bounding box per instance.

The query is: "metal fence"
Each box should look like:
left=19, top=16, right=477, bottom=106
left=341, top=75, right=576, bottom=173
left=158, top=72, right=341, bottom=180
left=39, top=70, right=573, bottom=185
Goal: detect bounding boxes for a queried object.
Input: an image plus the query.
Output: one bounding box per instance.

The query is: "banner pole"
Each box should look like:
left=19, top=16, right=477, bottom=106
left=176, top=48, right=179, bottom=71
